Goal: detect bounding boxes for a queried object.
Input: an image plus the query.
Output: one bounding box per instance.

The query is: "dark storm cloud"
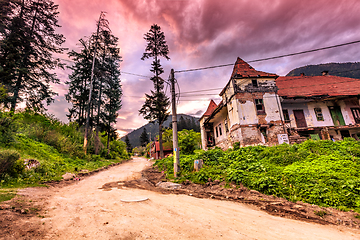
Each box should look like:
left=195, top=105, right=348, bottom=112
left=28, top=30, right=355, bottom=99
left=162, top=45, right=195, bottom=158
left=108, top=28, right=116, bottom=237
left=51, top=0, right=360, bottom=136
left=117, top=0, right=360, bottom=65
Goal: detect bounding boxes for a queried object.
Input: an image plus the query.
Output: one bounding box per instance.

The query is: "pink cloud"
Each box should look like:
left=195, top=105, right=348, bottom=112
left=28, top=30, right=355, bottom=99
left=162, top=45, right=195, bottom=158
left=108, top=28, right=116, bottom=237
left=49, top=0, right=360, bottom=135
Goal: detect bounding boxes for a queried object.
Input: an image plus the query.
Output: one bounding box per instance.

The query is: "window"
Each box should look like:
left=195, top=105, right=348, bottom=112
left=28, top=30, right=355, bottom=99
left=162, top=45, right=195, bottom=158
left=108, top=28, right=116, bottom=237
left=255, top=99, right=265, bottom=114
left=252, top=79, right=258, bottom=87
left=351, top=108, right=360, bottom=124
left=219, top=124, right=222, bottom=136
left=282, top=109, right=290, bottom=123
left=224, top=119, right=229, bottom=133
left=314, top=108, right=324, bottom=121
left=215, top=126, right=218, bottom=137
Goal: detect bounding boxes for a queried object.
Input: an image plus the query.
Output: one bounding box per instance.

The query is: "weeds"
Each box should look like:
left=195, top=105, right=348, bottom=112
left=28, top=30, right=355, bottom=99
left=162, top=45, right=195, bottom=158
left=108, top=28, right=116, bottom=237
left=314, top=210, right=328, bottom=218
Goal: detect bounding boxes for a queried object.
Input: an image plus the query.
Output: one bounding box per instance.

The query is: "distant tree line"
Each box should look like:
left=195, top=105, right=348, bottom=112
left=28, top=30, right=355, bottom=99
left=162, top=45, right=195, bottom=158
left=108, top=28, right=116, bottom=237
left=176, top=116, right=200, bottom=132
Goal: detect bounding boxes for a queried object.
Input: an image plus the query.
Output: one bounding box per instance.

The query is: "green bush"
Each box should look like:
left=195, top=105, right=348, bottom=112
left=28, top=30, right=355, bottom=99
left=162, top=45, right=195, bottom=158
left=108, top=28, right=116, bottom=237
left=0, top=149, right=22, bottom=177
left=0, top=111, right=18, bottom=146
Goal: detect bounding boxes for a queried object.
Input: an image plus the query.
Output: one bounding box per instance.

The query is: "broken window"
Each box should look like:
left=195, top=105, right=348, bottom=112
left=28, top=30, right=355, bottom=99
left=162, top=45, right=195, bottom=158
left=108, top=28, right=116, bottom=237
left=224, top=119, right=229, bottom=133
left=219, top=124, right=222, bottom=136
left=314, top=108, right=324, bottom=121
left=282, top=109, right=290, bottom=123
left=351, top=108, right=360, bottom=124
left=255, top=99, right=265, bottom=114
left=252, top=79, right=258, bottom=87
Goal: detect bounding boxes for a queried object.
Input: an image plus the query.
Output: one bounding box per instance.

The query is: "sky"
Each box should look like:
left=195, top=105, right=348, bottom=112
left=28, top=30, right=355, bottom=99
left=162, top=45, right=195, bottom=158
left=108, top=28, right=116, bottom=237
left=49, top=0, right=360, bottom=137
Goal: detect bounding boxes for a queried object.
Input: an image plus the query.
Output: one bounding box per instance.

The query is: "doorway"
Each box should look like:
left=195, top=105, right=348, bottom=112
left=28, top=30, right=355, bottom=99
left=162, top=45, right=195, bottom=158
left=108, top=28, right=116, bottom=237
left=293, top=110, right=307, bottom=128
left=329, top=106, right=345, bottom=126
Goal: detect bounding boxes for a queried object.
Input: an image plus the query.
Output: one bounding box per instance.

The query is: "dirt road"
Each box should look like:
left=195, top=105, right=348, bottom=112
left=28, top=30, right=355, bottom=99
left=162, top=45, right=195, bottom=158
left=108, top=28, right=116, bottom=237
left=9, top=157, right=360, bottom=239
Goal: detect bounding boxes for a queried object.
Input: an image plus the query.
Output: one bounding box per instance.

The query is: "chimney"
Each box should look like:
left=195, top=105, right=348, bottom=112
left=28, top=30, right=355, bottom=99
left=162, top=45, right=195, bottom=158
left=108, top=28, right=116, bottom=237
left=322, top=71, right=329, bottom=76
left=300, top=73, right=305, bottom=76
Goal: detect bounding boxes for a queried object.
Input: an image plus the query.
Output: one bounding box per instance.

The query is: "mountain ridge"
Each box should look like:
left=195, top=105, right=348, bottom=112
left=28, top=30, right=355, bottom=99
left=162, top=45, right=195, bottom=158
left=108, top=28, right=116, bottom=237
left=120, top=114, right=200, bottom=148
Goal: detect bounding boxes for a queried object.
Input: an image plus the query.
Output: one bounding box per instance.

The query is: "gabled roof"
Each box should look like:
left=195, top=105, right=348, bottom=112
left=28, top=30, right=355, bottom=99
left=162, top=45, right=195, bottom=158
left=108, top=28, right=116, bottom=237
left=220, top=58, right=278, bottom=95
left=231, top=57, right=278, bottom=78
left=276, top=75, right=360, bottom=98
left=200, top=100, right=218, bottom=120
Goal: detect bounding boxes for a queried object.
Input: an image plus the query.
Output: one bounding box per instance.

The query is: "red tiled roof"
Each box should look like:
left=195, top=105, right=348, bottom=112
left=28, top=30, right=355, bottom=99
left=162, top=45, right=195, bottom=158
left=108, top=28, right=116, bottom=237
left=231, top=57, right=278, bottom=78
left=220, top=58, right=278, bottom=95
left=276, top=75, right=360, bottom=98
left=200, top=100, right=218, bottom=120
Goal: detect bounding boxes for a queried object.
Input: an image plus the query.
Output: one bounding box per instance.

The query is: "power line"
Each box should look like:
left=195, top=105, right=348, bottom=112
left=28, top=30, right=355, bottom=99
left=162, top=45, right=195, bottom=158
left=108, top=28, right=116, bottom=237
left=122, top=71, right=151, bottom=78
left=179, top=93, right=220, bottom=97
left=175, top=39, right=360, bottom=73
left=180, top=87, right=224, bottom=94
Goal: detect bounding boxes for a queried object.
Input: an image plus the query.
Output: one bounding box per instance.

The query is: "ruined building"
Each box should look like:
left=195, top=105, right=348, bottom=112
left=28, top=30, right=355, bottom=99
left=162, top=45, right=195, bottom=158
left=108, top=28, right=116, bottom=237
left=200, top=58, right=360, bottom=150
left=200, top=58, right=286, bottom=150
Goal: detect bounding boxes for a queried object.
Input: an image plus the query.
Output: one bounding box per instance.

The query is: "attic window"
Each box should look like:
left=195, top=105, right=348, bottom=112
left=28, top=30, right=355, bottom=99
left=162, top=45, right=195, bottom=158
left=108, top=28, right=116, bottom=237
left=252, top=79, right=258, bottom=87
left=255, top=99, right=265, bottom=115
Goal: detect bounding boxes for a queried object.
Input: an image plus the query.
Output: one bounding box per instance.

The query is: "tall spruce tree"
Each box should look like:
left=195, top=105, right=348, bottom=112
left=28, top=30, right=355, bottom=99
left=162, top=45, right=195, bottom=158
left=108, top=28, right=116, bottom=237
left=66, top=15, right=122, bottom=155
left=139, top=24, right=170, bottom=159
left=66, top=38, right=93, bottom=126
left=140, top=128, right=149, bottom=147
left=0, top=0, right=65, bottom=111
left=124, top=135, right=132, bottom=154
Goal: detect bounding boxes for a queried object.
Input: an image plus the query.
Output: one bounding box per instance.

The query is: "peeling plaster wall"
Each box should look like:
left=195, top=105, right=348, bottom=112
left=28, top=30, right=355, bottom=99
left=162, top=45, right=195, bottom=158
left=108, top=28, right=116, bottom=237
left=234, top=78, right=277, bottom=92
left=282, top=98, right=360, bottom=128
left=343, top=98, right=360, bottom=124
left=237, top=100, right=258, bottom=125
left=199, top=117, right=207, bottom=150
left=281, top=102, right=312, bottom=128
left=305, top=101, right=334, bottom=127
left=227, top=99, right=240, bottom=129
left=337, top=100, right=355, bottom=125
left=212, top=108, right=230, bottom=148
left=263, top=93, right=282, bottom=123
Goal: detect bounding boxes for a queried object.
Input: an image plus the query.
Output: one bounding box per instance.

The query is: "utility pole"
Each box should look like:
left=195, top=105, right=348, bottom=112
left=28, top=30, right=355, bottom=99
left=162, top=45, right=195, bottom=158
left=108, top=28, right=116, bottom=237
left=149, top=132, right=152, bottom=159
left=83, top=12, right=104, bottom=154
left=171, top=69, right=180, bottom=177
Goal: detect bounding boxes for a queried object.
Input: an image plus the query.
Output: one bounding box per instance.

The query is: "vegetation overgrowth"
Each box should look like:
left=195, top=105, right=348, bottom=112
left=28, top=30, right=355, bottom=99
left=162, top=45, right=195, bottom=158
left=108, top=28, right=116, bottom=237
left=155, top=139, right=360, bottom=212
left=0, top=110, right=130, bottom=194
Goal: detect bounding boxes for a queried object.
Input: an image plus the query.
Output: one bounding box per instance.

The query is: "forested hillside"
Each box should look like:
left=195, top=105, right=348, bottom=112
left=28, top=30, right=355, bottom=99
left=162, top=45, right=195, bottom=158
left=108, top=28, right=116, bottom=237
left=121, top=114, right=200, bottom=148
left=287, top=62, right=360, bottom=78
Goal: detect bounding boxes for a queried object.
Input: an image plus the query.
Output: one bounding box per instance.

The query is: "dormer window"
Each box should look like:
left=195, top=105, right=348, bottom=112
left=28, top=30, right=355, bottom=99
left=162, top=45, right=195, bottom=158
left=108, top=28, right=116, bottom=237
left=252, top=79, right=258, bottom=87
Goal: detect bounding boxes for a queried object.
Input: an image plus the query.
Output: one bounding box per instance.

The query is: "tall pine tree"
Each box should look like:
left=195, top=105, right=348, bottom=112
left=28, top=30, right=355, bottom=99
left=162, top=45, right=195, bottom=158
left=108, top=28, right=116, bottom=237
left=124, top=135, right=132, bottom=154
left=0, top=0, right=65, bottom=111
left=139, top=24, right=170, bottom=159
left=139, top=128, right=149, bottom=147
left=66, top=14, right=122, bottom=155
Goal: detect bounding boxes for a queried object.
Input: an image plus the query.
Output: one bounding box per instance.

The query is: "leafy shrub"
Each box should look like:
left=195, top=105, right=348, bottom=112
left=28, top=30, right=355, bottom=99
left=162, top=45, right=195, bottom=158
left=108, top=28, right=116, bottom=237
left=0, top=111, right=18, bottom=146
left=178, top=129, right=201, bottom=155
left=0, top=149, right=22, bottom=177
